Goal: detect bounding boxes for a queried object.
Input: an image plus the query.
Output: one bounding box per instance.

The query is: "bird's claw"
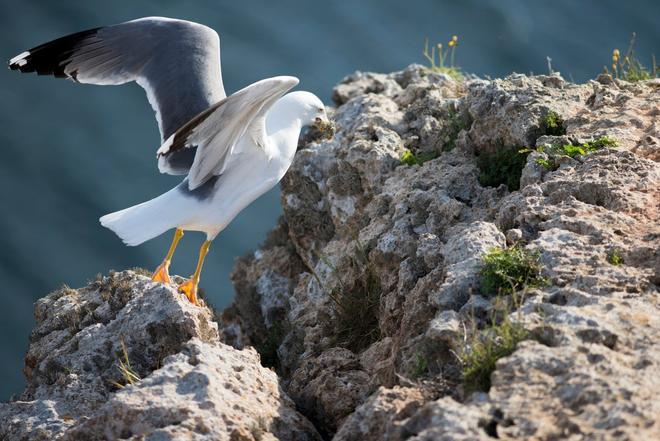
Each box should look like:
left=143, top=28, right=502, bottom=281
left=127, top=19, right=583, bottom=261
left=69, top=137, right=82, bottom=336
left=178, top=278, right=199, bottom=305
left=151, top=261, right=171, bottom=285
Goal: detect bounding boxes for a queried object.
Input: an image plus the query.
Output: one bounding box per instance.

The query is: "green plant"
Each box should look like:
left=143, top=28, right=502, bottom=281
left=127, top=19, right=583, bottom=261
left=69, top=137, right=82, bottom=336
left=605, top=33, right=658, bottom=82
left=111, top=337, right=141, bottom=389
left=607, top=249, right=624, bottom=266
left=480, top=246, right=546, bottom=297
left=477, top=145, right=529, bottom=191
left=539, top=111, right=566, bottom=136
left=401, top=149, right=439, bottom=166
left=423, top=35, right=463, bottom=81
left=412, top=353, right=429, bottom=379
left=533, top=136, right=618, bottom=171
left=443, top=105, right=466, bottom=151
left=569, top=136, right=617, bottom=154
left=534, top=157, right=553, bottom=169
left=461, top=315, right=529, bottom=393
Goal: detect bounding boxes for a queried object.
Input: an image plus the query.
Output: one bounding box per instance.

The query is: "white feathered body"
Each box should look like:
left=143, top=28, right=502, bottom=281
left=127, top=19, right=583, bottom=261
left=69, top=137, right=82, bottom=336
left=100, top=100, right=302, bottom=245
left=179, top=115, right=300, bottom=236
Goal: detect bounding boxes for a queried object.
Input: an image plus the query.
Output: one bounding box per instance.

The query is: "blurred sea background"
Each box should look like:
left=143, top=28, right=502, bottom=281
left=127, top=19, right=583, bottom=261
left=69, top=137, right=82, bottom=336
left=0, top=0, right=657, bottom=399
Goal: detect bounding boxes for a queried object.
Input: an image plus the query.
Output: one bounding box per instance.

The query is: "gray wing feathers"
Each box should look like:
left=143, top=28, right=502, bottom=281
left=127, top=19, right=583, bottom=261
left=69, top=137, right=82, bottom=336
left=10, top=17, right=226, bottom=141
left=78, top=18, right=226, bottom=140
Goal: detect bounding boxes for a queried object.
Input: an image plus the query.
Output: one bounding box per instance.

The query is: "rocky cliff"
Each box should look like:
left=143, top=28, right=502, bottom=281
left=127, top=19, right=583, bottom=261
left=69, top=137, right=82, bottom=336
left=221, top=66, right=659, bottom=440
left=1, top=66, right=658, bottom=440
left=0, top=272, right=320, bottom=440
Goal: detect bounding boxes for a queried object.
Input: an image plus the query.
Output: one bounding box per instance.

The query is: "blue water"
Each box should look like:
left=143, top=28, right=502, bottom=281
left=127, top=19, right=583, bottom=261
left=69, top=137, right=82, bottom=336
left=0, top=0, right=657, bottom=400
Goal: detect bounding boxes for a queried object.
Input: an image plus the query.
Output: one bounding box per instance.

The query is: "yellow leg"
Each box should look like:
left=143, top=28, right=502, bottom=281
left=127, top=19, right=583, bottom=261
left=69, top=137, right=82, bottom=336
left=179, top=240, right=211, bottom=305
left=151, top=229, right=184, bottom=285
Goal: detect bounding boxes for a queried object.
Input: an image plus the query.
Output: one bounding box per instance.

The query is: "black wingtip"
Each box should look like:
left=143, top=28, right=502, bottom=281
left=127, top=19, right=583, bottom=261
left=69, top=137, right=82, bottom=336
left=8, top=27, right=101, bottom=78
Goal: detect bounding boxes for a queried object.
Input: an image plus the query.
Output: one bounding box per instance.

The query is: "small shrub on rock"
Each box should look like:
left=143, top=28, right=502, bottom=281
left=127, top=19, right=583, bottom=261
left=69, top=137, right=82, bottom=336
left=533, top=136, right=618, bottom=171
left=401, top=149, right=439, bottom=166
left=607, top=249, right=625, bottom=266
left=539, top=111, right=566, bottom=136
left=480, top=246, right=546, bottom=297
left=461, top=315, right=528, bottom=393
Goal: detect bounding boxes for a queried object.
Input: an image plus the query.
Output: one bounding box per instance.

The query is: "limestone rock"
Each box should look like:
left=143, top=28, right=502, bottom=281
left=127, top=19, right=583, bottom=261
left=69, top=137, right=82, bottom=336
left=222, top=67, right=659, bottom=439
left=0, top=271, right=320, bottom=441
left=333, top=387, right=425, bottom=441
left=63, top=339, right=320, bottom=441
left=5, top=63, right=659, bottom=440
left=289, top=348, right=371, bottom=437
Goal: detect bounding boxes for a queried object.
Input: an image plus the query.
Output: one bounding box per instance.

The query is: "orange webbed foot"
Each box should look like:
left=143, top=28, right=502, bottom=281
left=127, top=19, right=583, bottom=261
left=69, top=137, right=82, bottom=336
left=151, top=261, right=171, bottom=285
left=178, top=278, right=199, bottom=305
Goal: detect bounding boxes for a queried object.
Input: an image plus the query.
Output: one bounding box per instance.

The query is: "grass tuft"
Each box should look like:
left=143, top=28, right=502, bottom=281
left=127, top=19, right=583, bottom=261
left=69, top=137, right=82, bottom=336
left=607, top=249, right=624, bottom=266
left=539, top=111, right=566, bottom=136
left=477, top=146, right=529, bottom=191
left=461, top=315, right=528, bottom=393
left=461, top=245, right=548, bottom=393
left=480, top=246, right=546, bottom=297
left=423, top=36, right=463, bottom=81
left=533, top=136, right=618, bottom=171
left=401, top=149, right=439, bottom=166
left=111, top=337, right=141, bottom=389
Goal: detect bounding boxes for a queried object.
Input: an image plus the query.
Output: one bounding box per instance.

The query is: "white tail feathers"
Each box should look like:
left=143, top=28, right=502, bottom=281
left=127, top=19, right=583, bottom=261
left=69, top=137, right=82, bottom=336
left=100, top=193, right=183, bottom=246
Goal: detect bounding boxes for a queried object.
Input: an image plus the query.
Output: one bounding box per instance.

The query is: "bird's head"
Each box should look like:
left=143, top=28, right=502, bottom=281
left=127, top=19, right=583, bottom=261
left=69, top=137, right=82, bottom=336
left=285, top=91, right=334, bottom=139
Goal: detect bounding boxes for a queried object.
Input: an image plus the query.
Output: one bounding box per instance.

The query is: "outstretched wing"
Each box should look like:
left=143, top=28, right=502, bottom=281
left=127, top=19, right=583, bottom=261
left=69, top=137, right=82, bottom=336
left=8, top=16, right=226, bottom=143
left=157, top=76, right=299, bottom=190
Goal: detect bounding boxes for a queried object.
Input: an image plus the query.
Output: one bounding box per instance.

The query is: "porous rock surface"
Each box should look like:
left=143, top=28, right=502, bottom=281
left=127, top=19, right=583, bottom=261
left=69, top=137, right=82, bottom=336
left=221, top=66, right=659, bottom=439
left=0, top=271, right=320, bottom=440
left=2, top=66, right=658, bottom=441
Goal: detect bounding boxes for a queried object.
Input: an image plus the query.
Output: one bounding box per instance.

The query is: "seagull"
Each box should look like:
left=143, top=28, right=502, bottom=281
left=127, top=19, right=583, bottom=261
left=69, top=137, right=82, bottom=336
left=9, top=17, right=333, bottom=304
